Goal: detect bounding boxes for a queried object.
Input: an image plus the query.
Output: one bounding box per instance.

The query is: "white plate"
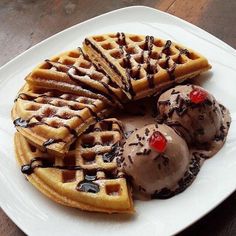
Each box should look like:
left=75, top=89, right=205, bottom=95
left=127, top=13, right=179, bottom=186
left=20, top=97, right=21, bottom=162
left=0, top=6, right=236, bottom=236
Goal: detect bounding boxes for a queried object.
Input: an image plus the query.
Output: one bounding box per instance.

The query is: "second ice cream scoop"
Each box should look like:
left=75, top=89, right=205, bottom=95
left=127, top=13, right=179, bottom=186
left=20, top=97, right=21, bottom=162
left=157, top=85, right=223, bottom=144
left=121, top=124, right=190, bottom=199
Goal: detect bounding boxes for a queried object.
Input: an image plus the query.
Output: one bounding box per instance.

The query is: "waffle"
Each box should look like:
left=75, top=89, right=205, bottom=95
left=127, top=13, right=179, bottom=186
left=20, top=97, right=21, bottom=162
left=26, top=48, right=126, bottom=107
left=83, top=33, right=211, bottom=99
left=12, top=84, right=111, bottom=156
left=14, top=118, right=134, bottom=213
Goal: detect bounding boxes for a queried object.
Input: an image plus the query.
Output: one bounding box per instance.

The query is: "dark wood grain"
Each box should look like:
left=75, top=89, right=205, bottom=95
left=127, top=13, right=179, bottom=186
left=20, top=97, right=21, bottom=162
left=0, top=0, right=235, bottom=235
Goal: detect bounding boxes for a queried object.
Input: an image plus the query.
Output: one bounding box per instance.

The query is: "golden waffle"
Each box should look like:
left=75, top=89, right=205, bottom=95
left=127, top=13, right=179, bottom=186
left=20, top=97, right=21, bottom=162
left=83, top=33, right=211, bottom=99
left=14, top=118, right=134, bottom=213
left=12, top=84, right=111, bottom=156
left=26, top=48, right=126, bottom=107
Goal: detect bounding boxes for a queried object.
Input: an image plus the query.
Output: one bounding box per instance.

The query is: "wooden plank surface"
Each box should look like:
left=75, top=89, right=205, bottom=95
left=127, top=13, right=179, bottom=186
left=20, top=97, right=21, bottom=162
left=0, top=0, right=235, bottom=235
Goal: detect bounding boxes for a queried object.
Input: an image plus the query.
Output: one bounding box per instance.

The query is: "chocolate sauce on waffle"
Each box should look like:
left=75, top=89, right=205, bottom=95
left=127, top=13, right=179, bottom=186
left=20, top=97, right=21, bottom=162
left=43, top=138, right=64, bottom=147
left=77, top=48, right=124, bottom=105
left=144, top=36, right=156, bottom=88
left=13, top=90, right=101, bottom=140
left=84, top=38, right=131, bottom=94
left=102, top=142, right=120, bottom=163
left=164, top=57, right=176, bottom=80
left=21, top=157, right=83, bottom=175
left=21, top=156, right=101, bottom=193
left=162, top=40, right=172, bottom=56
left=14, top=117, right=77, bottom=142
left=45, top=60, right=70, bottom=73
left=13, top=118, right=28, bottom=127
left=68, top=66, right=121, bottom=107
left=46, top=55, right=116, bottom=107
left=117, top=32, right=127, bottom=46
left=76, top=181, right=100, bottom=193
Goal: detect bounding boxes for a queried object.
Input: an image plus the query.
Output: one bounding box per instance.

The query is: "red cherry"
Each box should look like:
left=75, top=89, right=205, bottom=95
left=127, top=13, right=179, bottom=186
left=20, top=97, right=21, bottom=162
left=189, top=88, right=208, bottom=104
left=149, top=131, right=167, bottom=153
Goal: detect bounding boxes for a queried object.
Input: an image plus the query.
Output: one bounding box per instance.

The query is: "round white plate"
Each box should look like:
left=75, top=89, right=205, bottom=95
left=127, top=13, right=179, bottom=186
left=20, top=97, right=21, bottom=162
left=0, top=6, right=235, bottom=236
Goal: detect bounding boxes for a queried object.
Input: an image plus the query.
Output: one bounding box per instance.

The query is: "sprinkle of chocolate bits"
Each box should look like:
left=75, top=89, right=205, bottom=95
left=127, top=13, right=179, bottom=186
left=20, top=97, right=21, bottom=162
left=136, top=149, right=151, bottom=156
left=128, top=142, right=139, bottom=146
left=226, top=121, right=230, bottom=128
left=145, top=128, right=150, bottom=136
left=171, top=89, right=180, bottom=95
left=138, top=141, right=144, bottom=147
left=176, top=94, right=180, bottom=104
left=136, top=134, right=141, bottom=141
left=136, top=152, right=144, bottom=156
left=128, top=155, right=133, bottom=164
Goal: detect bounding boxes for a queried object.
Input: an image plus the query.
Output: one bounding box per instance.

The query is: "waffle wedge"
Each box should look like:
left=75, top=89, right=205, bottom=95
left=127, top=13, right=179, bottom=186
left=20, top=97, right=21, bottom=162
left=26, top=48, right=126, bottom=107
left=83, top=33, right=211, bottom=99
left=15, top=119, right=134, bottom=213
left=12, top=84, right=111, bottom=156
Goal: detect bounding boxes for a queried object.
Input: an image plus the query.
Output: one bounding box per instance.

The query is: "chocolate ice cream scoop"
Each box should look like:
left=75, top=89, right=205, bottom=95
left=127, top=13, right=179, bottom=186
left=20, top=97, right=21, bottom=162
left=157, top=85, right=229, bottom=145
left=121, top=124, right=190, bottom=199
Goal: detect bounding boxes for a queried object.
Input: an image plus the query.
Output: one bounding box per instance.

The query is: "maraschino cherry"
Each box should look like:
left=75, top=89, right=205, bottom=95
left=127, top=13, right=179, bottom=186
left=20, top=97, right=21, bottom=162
left=189, top=88, right=208, bottom=104
left=149, top=131, right=167, bottom=153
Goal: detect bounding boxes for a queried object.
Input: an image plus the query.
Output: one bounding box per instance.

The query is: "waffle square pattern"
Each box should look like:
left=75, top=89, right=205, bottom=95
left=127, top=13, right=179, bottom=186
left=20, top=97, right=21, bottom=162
left=15, top=118, right=133, bottom=213
left=83, top=33, right=211, bottom=99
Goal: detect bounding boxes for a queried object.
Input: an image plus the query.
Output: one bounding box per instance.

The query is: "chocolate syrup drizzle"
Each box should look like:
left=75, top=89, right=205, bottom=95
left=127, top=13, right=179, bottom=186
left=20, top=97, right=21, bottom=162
left=21, top=119, right=124, bottom=193
left=21, top=157, right=82, bottom=175
left=66, top=48, right=123, bottom=106
left=79, top=48, right=123, bottom=105
left=21, top=157, right=100, bottom=193
left=76, top=170, right=100, bottom=193
left=84, top=38, right=131, bottom=94
left=45, top=60, right=113, bottom=107
left=116, top=32, right=136, bottom=97
left=85, top=33, right=193, bottom=97
left=14, top=91, right=101, bottom=147
left=102, top=142, right=120, bottom=163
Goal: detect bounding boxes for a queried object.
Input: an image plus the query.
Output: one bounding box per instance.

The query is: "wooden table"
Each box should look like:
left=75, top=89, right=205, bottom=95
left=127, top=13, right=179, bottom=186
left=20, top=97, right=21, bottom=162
left=1, top=0, right=235, bottom=235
